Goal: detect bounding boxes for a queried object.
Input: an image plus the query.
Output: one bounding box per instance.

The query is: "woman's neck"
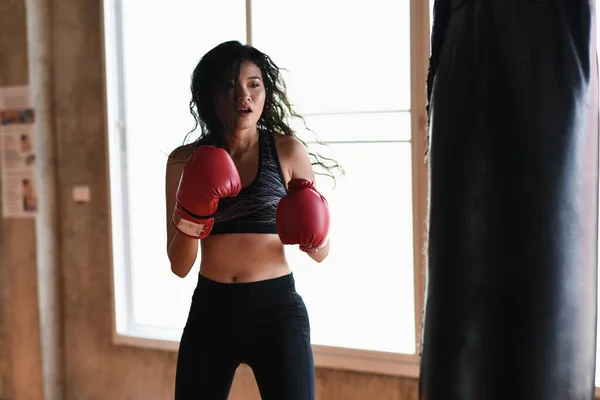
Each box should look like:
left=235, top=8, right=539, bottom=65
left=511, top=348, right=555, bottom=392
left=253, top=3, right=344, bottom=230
left=224, top=126, right=259, bottom=156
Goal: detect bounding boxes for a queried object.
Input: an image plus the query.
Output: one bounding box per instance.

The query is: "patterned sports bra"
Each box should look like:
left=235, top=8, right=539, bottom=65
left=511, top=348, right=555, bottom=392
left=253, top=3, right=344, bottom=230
left=210, top=129, right=288, bottom=234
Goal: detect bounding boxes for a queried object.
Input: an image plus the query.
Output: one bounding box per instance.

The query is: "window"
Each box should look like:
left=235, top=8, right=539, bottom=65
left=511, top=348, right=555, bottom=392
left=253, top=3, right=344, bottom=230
left=103, top=0, right=248, bottom=344
left=252, top=0, right=415, bottom=355
left=102, top=0, right=429, bottom=375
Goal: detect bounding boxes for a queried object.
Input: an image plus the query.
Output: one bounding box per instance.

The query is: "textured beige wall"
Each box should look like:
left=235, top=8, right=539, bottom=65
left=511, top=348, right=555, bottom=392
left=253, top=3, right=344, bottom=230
left=0, top=0, right=420, bottom=398
left=0, top=2, right=45, bottom=400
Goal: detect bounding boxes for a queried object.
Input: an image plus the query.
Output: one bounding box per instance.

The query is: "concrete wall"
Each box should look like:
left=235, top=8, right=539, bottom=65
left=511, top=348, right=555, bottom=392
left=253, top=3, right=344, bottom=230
left=0, top=0, right=419, bottom=398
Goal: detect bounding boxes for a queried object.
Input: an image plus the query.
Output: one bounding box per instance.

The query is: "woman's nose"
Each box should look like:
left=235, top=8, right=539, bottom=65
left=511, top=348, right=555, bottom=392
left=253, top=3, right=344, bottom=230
left=237, top=89, right=251, bottom=101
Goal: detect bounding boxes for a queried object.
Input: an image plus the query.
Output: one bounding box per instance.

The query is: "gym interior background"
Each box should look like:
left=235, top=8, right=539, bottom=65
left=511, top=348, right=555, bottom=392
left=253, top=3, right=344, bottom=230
left=1, top=1, right=599, bottom=399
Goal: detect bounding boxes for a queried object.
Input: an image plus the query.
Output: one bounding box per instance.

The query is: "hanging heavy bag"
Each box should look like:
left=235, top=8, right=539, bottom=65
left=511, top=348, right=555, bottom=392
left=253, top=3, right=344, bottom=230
left=420, top=0, right=599, bottom=399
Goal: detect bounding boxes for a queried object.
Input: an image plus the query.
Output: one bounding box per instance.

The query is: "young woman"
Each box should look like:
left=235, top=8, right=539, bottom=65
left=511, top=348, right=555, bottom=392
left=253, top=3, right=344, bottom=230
left=165, top=40, right=342, bottom=400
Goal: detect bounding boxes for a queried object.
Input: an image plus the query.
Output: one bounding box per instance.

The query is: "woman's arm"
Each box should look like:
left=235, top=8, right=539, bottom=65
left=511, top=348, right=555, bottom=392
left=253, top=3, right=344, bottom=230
left=277, top=135, right=331, bottom=263
left=306, top=239, right=330, bottom=263
left=165, top=147, right=199, bottom=278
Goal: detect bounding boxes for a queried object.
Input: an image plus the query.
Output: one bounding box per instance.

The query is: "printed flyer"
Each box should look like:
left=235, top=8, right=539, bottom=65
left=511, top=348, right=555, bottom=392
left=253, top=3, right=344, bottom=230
left=0, top=85, right=37, bottom=218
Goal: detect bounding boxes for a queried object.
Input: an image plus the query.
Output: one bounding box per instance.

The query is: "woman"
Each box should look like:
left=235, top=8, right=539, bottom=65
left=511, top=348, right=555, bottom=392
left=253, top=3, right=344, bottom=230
left=165, top=40, right=342, bottom=399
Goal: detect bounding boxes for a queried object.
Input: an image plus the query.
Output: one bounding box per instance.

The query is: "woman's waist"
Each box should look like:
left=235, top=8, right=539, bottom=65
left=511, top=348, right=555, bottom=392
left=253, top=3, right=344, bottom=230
left=199, top=262, right=291, bottom=283
left=199, top=233, right=289, bottom=283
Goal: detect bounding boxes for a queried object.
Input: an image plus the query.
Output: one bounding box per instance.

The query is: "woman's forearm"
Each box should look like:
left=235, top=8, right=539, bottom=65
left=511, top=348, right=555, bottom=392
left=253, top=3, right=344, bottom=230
left=307, top=239, right=330, bottom=263
left=168, top=231, right=199, bottom=278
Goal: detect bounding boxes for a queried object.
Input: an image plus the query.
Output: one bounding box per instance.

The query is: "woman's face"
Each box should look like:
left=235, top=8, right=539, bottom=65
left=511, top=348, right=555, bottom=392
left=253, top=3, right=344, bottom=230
left=216, top=60, right=266, bottom=132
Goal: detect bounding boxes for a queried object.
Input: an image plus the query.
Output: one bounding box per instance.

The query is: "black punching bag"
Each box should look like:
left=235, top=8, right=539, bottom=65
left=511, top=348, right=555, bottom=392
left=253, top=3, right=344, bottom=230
left=420, top=0, right=599, bottom=399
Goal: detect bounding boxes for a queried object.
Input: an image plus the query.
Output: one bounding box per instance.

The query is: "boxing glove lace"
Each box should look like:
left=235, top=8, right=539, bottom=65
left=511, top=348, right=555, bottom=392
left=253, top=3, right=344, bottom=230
left=276, top=178, right=330, bottom=253
left=172, top=146, right=241, bottom=239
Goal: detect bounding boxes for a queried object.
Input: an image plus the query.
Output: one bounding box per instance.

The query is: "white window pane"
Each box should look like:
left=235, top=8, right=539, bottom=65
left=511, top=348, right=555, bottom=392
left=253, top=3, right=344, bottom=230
left=119, top=1, right=246, bottom=332
left=127, top=156, right=199, bottom=331
left=126, top=150, right=199, bottom=331
left=121, top=0, right=246, bottom=171
left=252, top=1, right=411, bottom=114
left=291, top=111, right=411, bottom=143
left=287, top=142, right=416, bottom=354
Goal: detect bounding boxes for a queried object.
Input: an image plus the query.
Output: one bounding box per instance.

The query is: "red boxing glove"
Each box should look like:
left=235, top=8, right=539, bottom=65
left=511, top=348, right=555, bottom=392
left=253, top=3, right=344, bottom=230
left=276, top=178, right=330, bottom=253
left=172, top=145, right=242, bottom=239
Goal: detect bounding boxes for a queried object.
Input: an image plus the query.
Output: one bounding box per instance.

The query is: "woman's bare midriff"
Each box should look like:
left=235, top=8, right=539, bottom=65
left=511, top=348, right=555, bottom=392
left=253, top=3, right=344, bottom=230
left=198, top=233, right=292, bottom=283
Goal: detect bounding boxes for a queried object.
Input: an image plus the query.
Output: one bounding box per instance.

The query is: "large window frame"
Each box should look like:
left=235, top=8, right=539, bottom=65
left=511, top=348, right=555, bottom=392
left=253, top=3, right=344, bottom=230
left=101, top=1, right=600, bottom=389
left=101, top=0, right=431, bottom=378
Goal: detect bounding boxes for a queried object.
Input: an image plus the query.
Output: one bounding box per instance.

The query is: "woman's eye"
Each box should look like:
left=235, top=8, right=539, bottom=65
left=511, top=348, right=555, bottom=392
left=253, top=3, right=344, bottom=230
left=250, top=83, right=260, bottom=88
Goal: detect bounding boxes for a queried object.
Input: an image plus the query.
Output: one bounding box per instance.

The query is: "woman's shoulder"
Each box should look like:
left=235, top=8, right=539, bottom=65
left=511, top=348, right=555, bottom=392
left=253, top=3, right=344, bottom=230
left=167, top=143, right=197, bottom=166
left=272, top=133, right=305, bottom=158
left=167, top=134, right=221, bottom=166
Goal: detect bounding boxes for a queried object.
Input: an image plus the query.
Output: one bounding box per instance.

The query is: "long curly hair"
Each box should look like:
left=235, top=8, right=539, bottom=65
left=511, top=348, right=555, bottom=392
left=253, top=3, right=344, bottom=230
left=182, top=40, right=343, bottom=182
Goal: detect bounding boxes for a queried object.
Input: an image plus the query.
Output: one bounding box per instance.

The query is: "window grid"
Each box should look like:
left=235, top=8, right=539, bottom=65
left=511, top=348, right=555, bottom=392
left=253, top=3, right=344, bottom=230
left=104, top=0, right=432, bottom=378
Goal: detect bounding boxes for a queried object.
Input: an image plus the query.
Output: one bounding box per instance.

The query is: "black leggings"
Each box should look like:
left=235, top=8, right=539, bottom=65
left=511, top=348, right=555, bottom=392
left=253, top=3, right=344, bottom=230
left=174, top=272, right=315, bottom=400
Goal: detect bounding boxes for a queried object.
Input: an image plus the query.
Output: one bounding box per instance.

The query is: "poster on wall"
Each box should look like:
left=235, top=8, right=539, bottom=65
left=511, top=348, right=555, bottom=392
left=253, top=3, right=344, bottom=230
left=0, top=85, right=37, bottom=219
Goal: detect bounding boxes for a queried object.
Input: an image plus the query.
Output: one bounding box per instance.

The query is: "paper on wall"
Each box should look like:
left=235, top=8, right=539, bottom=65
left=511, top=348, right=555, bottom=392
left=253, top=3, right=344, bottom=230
left=0, top=85, right=38, bottom=218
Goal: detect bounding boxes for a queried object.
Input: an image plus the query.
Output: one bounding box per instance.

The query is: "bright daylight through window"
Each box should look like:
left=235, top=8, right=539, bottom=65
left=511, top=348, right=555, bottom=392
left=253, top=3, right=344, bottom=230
left=105, top=0, right=418, bottom=364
